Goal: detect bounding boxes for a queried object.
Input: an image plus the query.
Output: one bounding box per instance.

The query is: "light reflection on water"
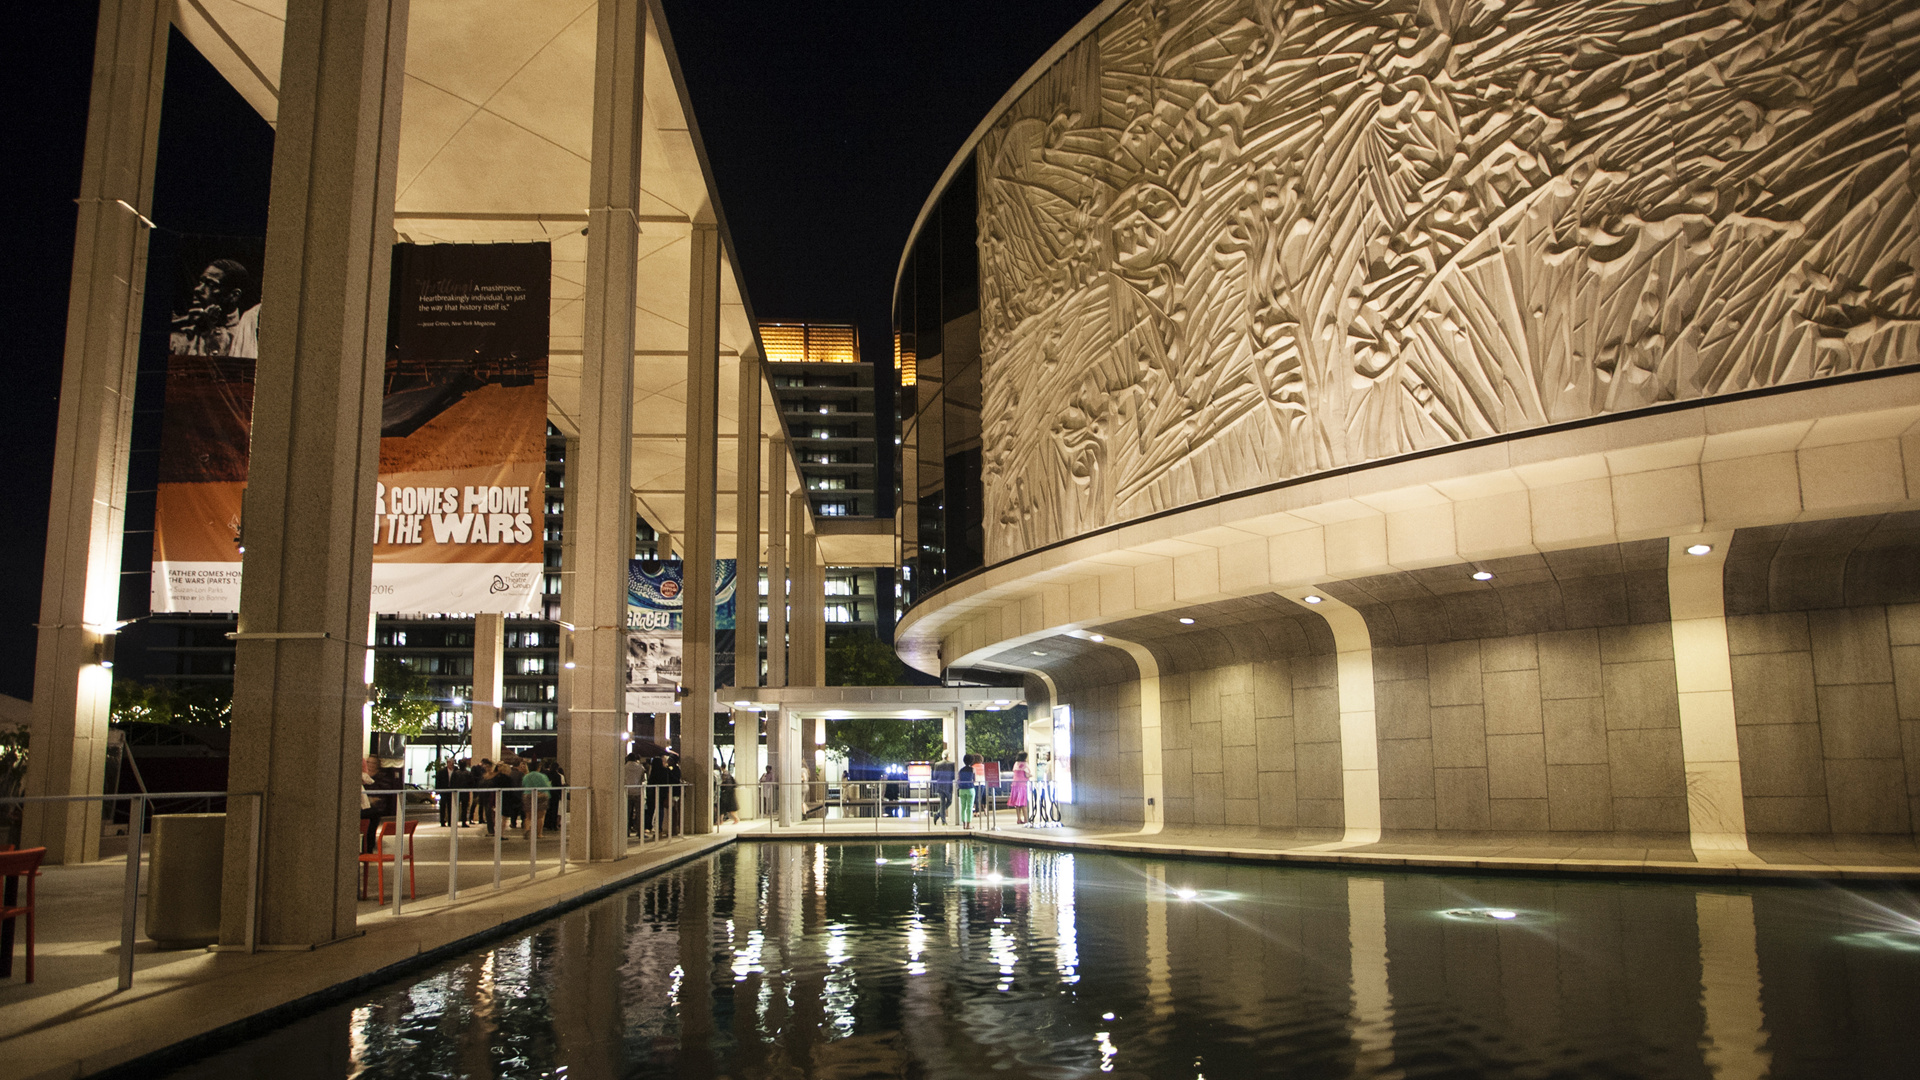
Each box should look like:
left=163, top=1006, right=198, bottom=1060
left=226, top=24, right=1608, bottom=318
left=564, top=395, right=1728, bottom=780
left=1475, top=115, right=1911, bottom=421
left=159, top=841, right=1920, bottom=1080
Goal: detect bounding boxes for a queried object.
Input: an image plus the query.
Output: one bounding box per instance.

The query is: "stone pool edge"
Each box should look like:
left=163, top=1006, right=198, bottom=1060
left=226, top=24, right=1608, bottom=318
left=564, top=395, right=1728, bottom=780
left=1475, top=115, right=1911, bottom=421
left=11, top=834, right=734, bottom=1080
left=976, top=830, right=1920, bottom=884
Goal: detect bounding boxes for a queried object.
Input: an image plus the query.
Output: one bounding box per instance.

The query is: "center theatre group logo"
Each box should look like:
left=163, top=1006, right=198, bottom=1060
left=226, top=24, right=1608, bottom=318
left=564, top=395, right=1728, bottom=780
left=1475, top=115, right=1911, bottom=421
left=490, top=575, right=510, bottom=594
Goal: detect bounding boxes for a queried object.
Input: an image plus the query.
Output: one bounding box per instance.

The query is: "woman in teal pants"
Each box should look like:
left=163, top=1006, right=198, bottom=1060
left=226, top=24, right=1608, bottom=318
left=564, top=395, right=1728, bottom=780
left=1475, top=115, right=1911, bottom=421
left=957, top=754, right=977, bottom=826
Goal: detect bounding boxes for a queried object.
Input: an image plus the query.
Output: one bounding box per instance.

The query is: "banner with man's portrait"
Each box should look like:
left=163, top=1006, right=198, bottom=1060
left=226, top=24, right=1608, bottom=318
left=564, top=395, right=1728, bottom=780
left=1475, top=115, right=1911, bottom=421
left=151, top=240, right=551, bottom=614
left=150, top=236, right=264, bottom=612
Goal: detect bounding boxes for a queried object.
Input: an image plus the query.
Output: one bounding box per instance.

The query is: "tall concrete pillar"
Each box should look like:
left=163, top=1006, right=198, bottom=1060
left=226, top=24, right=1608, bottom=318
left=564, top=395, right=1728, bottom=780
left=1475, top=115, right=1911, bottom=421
left=681, top=223, right=721, bottom=835
left=553, top=435, right=579, bottom=770
left=788, top=503, right=825, bottom=687
left=217, top=0, right=409, bottom=947
left=765, top=440, right=789, bottom=687
left=24, top=0, right=168, bottom=866
left=564, top=0, right=644, bottom=862
left=734, top=352, right=762, bottom=688
left=734, top=714, right=763, bottom=820
left=471, top=612, right=503, bottom=763
left=785, top=491, right=808, bottom=685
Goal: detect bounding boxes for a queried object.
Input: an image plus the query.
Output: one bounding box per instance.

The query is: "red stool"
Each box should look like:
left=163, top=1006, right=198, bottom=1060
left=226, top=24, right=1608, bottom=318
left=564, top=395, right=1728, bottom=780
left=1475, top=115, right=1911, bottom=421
left=0, top=847, right=46, bottom=983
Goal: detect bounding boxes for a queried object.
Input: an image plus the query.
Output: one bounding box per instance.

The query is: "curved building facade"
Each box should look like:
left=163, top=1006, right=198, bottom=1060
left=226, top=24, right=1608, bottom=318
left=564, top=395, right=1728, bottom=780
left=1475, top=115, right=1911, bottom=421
left=897, top=0, right=1920, bottom=851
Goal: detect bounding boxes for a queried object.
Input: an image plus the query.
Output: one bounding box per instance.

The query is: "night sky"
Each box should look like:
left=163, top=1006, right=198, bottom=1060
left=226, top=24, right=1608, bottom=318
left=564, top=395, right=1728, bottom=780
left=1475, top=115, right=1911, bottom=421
left=0, top=2, right=1090, bottom=702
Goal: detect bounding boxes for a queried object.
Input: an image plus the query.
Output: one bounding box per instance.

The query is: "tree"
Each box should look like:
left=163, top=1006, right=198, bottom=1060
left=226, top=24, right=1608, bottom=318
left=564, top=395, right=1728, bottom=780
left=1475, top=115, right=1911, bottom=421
left=824, top=718, right=945, bottom=770
left=825, top=630, right=905, bottom=686
left=966, top=706, right=1027, bottom=764
left=371, top=656, right=440, bottom=739
left=110, top=679, right=232, bottom=727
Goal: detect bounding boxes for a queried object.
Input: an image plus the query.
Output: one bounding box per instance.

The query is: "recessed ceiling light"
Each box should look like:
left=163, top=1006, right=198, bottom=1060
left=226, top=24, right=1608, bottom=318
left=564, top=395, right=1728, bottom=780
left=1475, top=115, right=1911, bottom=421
left=1032, top=650, right=1047, bottom=656
left=1472, top=570, right=1493, bottom=581
left=1303, top=595, right=1323, bottom=604
left=1686, top=543, right=1712, bottom=556
left=1178, top=617, right=1195, bottom=624
left=1089, top=634, right=1105, bottom=642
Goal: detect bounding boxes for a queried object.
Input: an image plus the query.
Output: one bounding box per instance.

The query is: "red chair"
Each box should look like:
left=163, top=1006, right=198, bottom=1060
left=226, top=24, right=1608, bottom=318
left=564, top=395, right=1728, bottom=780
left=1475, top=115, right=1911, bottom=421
left=0, top=847, right=45, bottom=983
left=357, top=821, right=419, bottom=903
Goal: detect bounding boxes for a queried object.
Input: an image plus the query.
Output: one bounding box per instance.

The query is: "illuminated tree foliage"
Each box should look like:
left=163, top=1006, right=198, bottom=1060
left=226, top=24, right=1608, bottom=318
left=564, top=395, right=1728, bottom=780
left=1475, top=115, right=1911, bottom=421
left=371, top=656, right=440, bottom=738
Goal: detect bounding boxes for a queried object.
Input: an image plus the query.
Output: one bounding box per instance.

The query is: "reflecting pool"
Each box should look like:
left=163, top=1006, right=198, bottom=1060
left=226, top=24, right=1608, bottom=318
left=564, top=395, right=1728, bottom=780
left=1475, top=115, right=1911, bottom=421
left=161, top=841, right=1920, bottom=1078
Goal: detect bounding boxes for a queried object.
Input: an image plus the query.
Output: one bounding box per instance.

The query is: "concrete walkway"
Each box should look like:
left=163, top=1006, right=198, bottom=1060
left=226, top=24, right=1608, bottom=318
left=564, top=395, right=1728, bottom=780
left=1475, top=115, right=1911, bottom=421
left=0, top=828, right=733, bottom=1080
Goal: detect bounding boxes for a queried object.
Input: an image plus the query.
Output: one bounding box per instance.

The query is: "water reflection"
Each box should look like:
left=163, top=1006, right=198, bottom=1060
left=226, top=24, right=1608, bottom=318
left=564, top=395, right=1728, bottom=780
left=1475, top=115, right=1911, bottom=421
left=160, top=843, right=1920, bottom=1080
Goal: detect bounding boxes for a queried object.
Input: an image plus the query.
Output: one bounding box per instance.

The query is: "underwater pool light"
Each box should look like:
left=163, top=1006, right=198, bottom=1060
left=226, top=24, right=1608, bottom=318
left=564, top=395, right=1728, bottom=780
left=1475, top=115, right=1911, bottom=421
left=1444, top=907, right=1524, bottom=921
left=1175, top=887, right=1198, bottom=900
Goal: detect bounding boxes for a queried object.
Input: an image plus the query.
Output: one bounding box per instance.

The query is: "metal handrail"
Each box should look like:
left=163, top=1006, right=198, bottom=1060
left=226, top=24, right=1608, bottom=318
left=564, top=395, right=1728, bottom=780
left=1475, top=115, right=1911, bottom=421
left=739, top=779, right=1009, bottom=832
left=621, top=783, right=690, bottom=846
left=0, top=790, right=263, bottom=990
left=362, top=785, right=589, bottom=916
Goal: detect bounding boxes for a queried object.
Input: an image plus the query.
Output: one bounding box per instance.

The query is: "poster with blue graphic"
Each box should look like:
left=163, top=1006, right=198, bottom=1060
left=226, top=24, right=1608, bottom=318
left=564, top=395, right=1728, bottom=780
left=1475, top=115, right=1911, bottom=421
left=625, top=559, right=737, bottom=712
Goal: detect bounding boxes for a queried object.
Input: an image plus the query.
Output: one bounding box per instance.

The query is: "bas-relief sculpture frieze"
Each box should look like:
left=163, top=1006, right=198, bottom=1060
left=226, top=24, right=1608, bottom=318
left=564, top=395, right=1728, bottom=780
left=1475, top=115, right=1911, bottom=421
left=977, top=0, right=1920, bottom=562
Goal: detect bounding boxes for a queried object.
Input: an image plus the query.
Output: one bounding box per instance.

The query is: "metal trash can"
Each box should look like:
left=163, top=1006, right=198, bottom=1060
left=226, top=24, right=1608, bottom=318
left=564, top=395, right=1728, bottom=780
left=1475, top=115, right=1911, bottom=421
left=145, top=813, right=226, bottom=948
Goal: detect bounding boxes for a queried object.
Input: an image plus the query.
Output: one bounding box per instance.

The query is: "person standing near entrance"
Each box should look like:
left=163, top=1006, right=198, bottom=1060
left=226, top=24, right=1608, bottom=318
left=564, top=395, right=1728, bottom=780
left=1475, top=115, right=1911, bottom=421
left=932, top=758, right=955, bottom=824
left=434, top=757, right=455, bottom=827
left=957, top=755, right=977, bottom=827
left=1009, top=753, right=1031, bottom=825
left=521, top=759, right=553, bottom=840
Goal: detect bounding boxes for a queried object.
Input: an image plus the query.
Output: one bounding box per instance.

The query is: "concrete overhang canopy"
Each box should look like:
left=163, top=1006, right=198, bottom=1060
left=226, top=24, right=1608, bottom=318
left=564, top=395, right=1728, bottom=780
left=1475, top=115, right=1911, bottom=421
left=172, top=0, right=814, bottom=551
left=717, top=685, right=1026, bottom=719
left=814, top=517, right=896, bottom=567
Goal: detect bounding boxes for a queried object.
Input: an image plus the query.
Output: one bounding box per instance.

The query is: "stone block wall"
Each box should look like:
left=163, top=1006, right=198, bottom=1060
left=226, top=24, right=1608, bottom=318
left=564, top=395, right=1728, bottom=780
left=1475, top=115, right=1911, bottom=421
left=1159, top=656, right=1342, bottom=838
left=1728, top=607, right=1920, bottom=841
left=1723, top=514, right=1920, bottom=846
left=1370, top=627, right=1689, bottom=842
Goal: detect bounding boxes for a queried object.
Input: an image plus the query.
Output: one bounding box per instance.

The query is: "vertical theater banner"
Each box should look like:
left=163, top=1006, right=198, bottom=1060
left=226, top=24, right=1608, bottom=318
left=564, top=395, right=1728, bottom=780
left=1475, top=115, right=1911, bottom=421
left=373, top=243, right=549, bottom=613
left=625, top=559, right=738, bottom=712
left=151, top=241, right=551, bottom=614
left=150, top=237, right=265, bottom=612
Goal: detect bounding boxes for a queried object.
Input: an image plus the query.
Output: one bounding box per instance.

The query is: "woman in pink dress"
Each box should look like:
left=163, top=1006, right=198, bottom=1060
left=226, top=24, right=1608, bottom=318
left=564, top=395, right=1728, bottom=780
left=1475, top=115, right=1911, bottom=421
left=1008, top=753, right=1031, bottom=825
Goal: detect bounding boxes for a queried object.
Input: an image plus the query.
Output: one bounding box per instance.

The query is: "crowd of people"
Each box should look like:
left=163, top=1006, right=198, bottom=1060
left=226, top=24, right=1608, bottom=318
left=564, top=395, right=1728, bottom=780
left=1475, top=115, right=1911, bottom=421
left=355, top=755, right=568, bottom=852
left=356, top=746, right=1042, bottom=851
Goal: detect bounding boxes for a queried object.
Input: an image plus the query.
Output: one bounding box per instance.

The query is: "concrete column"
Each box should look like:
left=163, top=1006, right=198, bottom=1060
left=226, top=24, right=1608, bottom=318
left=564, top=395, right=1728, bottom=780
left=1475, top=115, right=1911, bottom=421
left=775, top=707, right=799, bottom=826
left=24, top=0, right=168, bottom=865
left=553, top=435, right=578, bottom=770
left=1669, top=532, right=1752, bottom=856
left=809, top=546, right=827, bottom=686
left=681, top=223, right=722, bottom=835
left=733, top=712, right=762, bottom=820
left=734, top=351, right=762, bottom=688
left=471, top=612, right=503, bottom=762
left=786, top=491, right=809, bottom=685
left=564, top=0, right=644, bottom=863
left=217, top=0, right=409, bottom=947
left=790, top=521, right=824, bottom=686
left=1283, top=589, right=1380, bottom=846
left=765, top=441, right=788, bottom=687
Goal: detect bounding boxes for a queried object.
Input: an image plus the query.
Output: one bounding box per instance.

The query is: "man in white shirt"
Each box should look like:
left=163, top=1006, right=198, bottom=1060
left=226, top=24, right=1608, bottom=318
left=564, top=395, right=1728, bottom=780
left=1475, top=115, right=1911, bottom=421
left=623, top=750, right=647, bottom=835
